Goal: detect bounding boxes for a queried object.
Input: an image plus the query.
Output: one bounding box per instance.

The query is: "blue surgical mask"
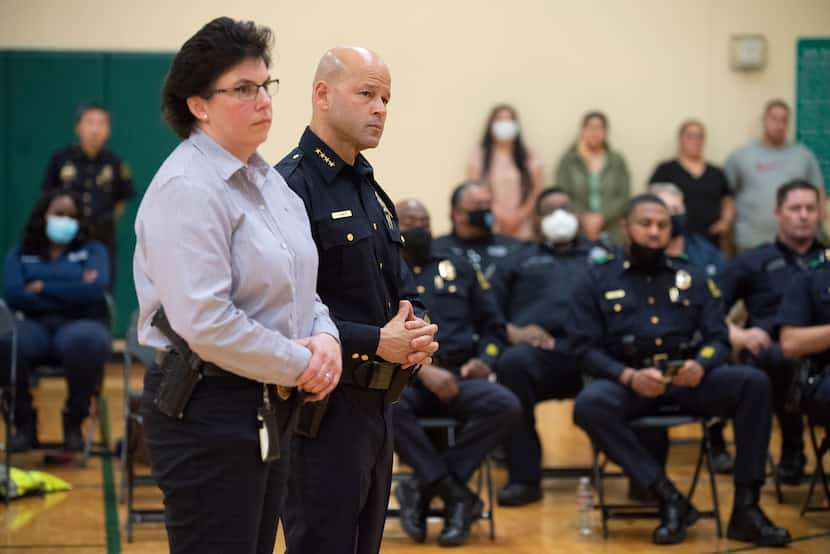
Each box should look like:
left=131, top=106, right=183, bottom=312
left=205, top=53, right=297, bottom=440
left=46, top=215, right=79, bottom=244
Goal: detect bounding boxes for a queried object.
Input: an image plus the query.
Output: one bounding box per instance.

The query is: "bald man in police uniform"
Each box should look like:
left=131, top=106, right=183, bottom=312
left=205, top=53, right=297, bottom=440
left=393, top=198, right=520, bottom=546
left=275, top=48, right=438, bottom=554
left=570, top=194, right=789, bottom=547
left=42, top=104, right=134, bottom=281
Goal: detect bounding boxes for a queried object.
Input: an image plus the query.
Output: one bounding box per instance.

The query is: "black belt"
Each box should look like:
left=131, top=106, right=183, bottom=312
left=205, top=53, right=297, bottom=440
left=154, top=350, right=235, bottom=378
left=341, top=360, right=403, bottom=390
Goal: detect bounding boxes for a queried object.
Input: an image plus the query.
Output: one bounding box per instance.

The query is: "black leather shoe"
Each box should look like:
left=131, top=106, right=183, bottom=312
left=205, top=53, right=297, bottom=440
left=9, top=421, right=38, bottom=453
left=776, top=449, right=806, bottom=486
left=62, top=412, right=84, bottom=452
left=727, top=485, right=790, bottom=546
left=497, top=482, right=542, bottom=507
left=651, top=478, right=701, bottom=545
left=438, top=492, right=483, bottom=546
left=394, top=478, right=429, bottom=543
left=709, top=443, right=734, bottom=474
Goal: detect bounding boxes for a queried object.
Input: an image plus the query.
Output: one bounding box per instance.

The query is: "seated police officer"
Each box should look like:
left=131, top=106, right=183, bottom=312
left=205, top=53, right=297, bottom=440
left=779, top=257, right=830, bottom=429
left=393, top=198, right=520, bottom=547
left=492, top=187, right=601, bottom=506
left=432, top=181, right=524, bottom=282
left=571, top=194, right=789, bottom=547
left=717, top=179, right=825, bottom=483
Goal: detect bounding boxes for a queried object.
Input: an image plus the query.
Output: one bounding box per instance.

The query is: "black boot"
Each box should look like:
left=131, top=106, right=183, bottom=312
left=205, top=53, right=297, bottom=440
left=394, top=478, right=430, bottom=543
left=62, top=411, right=84, bottom=452
left=727, top=484, right=790, bottom=546
left=776, top=448, right=806, bottom=486
left=434, top=476, right=483, bottom=547
left=497, top=481, right=542, bottom=507
left=651, top=477, right=701, bottom=545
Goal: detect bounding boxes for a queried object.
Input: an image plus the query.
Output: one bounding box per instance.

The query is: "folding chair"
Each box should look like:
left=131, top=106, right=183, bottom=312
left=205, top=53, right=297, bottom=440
left=592, top=409, right=723, bottom=539
left=389, top=416, right=496, bottom=541
left=801, top=412, right=829, bottom=515
left=121, top=310, right=164, bottom=542
left=0, top=299, right=18, bottom=502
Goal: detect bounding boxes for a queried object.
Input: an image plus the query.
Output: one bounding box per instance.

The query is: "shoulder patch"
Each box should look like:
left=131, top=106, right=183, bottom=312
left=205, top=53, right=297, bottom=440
left=589, top=245, right=613, bottom=264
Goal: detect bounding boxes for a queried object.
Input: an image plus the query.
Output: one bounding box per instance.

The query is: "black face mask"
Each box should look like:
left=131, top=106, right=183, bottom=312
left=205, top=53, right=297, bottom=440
left=467, top=209, right=494, bottom=233
left=670, top=214, right=687, bottom=239
left=628, top=240, right=666, bottom=271
left=401, top=227, right=433, bottom=266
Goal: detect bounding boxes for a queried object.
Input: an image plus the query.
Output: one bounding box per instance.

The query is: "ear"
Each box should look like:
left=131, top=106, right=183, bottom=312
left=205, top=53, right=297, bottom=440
left=186, top=96, right=209, bottom=121
left=312, top=81, right=330, bottom=111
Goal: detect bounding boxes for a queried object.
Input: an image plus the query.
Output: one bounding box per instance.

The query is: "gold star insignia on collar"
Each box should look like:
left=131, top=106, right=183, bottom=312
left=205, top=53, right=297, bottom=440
left=314, top=148, right=336, bottom=168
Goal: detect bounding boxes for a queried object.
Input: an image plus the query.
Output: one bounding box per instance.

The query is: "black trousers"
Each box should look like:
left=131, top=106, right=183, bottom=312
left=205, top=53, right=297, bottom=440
left=573, top=364, right=772, bottom=490
left=141, top=369, right=295, bottom=554
left=495, top=344, right=583, bottom=483
left=393, top=377, right=521, bottom=484
left=283, top=383, right=392, bottom=554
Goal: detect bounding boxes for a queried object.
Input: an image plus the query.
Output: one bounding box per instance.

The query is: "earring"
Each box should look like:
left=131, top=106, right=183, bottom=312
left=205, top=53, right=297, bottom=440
left=202, top=114, right=208, bottom=120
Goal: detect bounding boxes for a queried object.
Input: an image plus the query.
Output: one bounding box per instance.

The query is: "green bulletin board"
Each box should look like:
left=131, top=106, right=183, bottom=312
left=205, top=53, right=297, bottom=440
left=796, top=38, right=830, bottom=194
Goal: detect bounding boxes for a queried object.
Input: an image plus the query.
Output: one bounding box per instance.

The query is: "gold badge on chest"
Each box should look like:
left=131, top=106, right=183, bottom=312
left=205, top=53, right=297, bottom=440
left=675, top=270, right=692, bottom=290
left=438, top=260, right=456, bottom=281
left=59, top=162, right=77, bottom=182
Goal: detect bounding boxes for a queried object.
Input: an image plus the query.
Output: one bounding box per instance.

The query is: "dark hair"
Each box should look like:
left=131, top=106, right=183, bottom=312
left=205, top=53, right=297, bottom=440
left=450, top=180, right=483, bottom=210
left=161, top=17, right=274, bottom=139
left=535, top=186, right=569, bottom=215
left=764, top=98, right=791, bottom=115
left=480, top=104, right=533, bottom=204
left=776, top=179, right=819, bottom=208
left=624, top=193, right=667, bottom=218
left=579, top=110, right=609, bottom=150
left=75, top=102, right=109, bottom=124
left=20, top=190, right=91, bottom=256
left=678, top=119, right=704, bottom=137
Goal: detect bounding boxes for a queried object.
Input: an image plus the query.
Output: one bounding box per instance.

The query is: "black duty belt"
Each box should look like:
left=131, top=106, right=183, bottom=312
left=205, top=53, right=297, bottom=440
left=155, top=350, right=236, bottom=378
left=341, top=360, right=403, bottom=390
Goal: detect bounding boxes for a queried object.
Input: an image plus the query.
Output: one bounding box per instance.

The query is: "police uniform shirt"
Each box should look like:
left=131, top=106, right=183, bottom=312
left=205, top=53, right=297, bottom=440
left=276, top=127, right=416, bottom=362
left=568, top=255, right=729, bottom=381
left=42, top=146, right=135, bottom=234
left=432, top=232, right=524, bottom=282
left=777, top=254, right=830, bottom=369
left=722, top=238, right=826, bottom=335
left=491, top=237, right=596, bottom=337
left=404, top=253, right=506, bottom=370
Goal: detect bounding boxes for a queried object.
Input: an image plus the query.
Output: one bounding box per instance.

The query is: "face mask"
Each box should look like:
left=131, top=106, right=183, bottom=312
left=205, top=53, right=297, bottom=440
left=670, top=213, right=687, bottom=239
left=491, top=119, right=519, bottom=141
left=401, top=227, right=432, bottom=266
left=628, top=240, right=665, bottom=271
left=467, top=209, right=493, bottom=233
left=46, top=215, right=79, bottom=244
left=541, top=209, right=579, bottom=245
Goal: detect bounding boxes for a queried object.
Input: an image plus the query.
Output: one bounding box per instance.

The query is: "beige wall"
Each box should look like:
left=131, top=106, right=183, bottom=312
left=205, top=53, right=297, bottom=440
left=2, top=0, right=829, bottom=234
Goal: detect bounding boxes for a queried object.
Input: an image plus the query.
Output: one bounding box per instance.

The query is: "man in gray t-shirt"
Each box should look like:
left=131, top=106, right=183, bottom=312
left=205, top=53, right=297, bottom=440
left=725, top=99, right=824, bottom=250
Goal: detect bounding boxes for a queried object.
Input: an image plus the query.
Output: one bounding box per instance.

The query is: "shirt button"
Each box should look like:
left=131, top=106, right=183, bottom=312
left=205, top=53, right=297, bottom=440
left=647, top=296, right=655, bottom=304
left=379, top=262, right=383, bottom=270
left=281, top=243, right=288, bottom=249
left=347, top=233, right=354, bottom=242
left=651, top=316, right=659, bottom=324
left=655, top=338, right=663, bottom=346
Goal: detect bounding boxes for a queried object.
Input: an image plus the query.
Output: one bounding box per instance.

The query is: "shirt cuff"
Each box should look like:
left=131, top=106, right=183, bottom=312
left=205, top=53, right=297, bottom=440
left=276, top=340, right=312, bottom=386
left=311, top=317, right=340, bottom=344
left=344, top=324, right=381, bottom=362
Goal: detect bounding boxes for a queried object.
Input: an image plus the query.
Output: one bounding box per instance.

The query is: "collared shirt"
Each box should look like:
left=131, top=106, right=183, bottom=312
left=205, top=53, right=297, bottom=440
left=777, top=259, right=830, bottom=368
left=42, top=145, right=135, bottom=245
left=134, top=129, right=337, bottom=385
left=491, top=237, right=596, bottom=339
left=722, top=238, right=825, bottom=335
left=276, top=127, right=418, bottom=365
left=568, top=255, right=729, bottom=381
left=401, top=253, right=505, bottom=370
left=432, top=232, right=523, bottom=282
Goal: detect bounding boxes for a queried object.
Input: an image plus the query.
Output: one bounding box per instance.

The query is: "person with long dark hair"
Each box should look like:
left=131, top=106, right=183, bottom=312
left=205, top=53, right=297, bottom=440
left=134, top=18, right=341, bottom=553
left=466, top=104, right=543, bottom=240
left=555, top=111, right=631, bottom=244
left=2, top=189, right=111, bottom=452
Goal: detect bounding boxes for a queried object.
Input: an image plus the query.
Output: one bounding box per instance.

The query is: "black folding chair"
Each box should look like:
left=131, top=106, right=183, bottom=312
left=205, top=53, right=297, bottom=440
left=801, top=411, right=829, bottom=516
left=592, top=410, right=723, bottom=539
left=389, top=417, right=496, bottom=541
left=0, top=299, right=18, bottom=502
left=121, top=310, right=164, bottom=542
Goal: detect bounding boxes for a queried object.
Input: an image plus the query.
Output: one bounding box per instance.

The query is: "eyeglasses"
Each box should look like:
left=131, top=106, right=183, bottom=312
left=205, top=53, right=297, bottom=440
left=209, top=78, right=279, bottom=101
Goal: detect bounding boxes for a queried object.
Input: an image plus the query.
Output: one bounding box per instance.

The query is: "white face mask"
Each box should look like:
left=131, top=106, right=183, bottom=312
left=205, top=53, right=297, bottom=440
left=491, top=119, right=519, bottom=141
left=541, top=209, right=579, bottom=244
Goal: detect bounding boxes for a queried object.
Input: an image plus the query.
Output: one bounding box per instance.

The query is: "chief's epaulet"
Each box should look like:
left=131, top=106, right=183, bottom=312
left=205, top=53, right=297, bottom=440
left=588, top=245, right=614, bottom=264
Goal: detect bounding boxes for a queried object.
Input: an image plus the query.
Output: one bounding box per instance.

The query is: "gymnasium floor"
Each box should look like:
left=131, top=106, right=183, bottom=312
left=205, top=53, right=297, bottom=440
left=1, top=362, right=828, bottom=554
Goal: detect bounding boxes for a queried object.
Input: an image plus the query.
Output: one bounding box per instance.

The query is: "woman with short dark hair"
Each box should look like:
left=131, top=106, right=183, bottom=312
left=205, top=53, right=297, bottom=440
left=2, top=189, right=111, bottom=452
left=135, top=17, right=341, bottom=553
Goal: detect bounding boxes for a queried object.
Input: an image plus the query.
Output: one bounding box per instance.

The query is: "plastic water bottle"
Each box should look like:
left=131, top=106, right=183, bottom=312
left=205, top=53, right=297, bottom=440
left=576, top=476, right=593, bottom=535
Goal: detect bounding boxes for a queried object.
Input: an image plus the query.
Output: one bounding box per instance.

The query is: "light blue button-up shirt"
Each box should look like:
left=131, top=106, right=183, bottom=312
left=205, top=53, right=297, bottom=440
left=134, top=129, right=338, bottom=385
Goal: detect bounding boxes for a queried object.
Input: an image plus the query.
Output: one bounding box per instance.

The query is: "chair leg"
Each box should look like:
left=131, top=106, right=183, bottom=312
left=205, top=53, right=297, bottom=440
left=767, top=450, right=783, bottom=503
left=702, top=423, right=723, bottom=537
left=485, top=457, right=495, bottom=540
left=592, top=444, right=608, bottom=539
left=801, top=418, right=829, bottom=515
